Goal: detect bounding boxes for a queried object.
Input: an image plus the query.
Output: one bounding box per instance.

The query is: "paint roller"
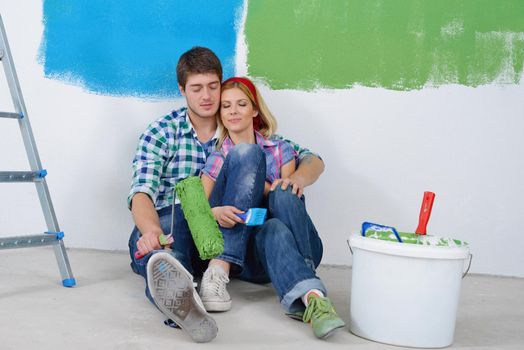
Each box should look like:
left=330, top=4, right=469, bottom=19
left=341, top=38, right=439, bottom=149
left=135, top=176, right=224, bottom=260
left=176, top=176, right=224, bottom=260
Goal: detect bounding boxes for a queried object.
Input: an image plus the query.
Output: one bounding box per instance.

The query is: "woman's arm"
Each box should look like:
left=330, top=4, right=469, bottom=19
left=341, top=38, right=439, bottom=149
left=201, top=173, right=216, bottom=200
left=265, top=159, right=296, bottom=197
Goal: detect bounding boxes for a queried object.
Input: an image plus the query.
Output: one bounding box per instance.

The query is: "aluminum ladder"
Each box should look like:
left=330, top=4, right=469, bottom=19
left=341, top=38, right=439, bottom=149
left=0, top=14, right=75, bottom=287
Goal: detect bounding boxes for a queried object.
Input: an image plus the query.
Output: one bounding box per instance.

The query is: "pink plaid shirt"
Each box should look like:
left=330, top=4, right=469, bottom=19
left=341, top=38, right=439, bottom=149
left=202, top=131, right=295, bottom=183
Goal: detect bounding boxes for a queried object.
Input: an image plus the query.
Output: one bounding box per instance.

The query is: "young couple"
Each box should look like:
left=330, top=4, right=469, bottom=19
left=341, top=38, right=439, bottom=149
left=128, top=47, right=344, bottom=343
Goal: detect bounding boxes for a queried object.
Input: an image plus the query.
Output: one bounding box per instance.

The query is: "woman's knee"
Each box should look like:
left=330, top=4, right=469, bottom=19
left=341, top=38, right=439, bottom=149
left=258, top=218, right=294, bottom=244
left=228, top=143, right=263, bottom=164
left=269, top=186, right=303, bottom=213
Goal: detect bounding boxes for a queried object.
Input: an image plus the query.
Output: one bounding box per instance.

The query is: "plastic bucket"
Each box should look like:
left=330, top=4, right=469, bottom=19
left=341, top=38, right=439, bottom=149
left=348, top=233, right=471, bottom=348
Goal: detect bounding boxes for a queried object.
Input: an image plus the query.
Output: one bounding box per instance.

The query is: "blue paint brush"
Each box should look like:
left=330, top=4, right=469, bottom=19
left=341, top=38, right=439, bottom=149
left=237, top=208, right=267, bottom=226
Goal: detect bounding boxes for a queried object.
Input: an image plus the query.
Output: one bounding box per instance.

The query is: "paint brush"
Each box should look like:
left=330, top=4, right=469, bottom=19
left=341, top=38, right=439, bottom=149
left=237, top=208, right=267, bottom=226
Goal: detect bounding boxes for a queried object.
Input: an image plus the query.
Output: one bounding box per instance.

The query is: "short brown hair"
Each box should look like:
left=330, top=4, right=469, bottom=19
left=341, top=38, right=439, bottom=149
left=176, top=47, right=222, bottom=90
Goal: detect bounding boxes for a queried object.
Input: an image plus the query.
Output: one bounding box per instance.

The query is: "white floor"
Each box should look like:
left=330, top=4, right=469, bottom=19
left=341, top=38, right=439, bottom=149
left=1, top=247, right=523, bottom=350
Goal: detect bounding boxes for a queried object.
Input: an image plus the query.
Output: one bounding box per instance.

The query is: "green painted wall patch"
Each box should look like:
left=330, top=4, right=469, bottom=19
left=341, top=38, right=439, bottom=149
left=245, top=0, right=524, bottom=91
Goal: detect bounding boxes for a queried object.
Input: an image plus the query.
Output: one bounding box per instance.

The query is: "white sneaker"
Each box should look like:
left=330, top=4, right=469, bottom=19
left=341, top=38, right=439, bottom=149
left=147, top=252, right=218, bottom=343
left=199, top=265, right=232, bottom=312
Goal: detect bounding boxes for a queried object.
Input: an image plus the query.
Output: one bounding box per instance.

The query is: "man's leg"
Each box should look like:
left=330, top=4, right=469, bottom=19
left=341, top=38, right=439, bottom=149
left=254, top=218, right=345, bottom=338
left=147, top=252, right=217, bottom=343
left=128, top=205, right=216, bottom=342
left=128, top=205, right=204, bottom=298
left=268, top=187, right=323, bottom=271
left=200, top=144, right=266, bottom=311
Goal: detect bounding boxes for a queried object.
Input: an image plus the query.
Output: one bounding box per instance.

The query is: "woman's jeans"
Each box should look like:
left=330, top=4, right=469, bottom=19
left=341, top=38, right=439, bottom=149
left=128, top=143, right=326, bottom=313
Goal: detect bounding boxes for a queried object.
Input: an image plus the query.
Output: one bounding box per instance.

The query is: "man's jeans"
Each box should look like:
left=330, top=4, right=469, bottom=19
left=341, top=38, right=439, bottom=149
left=128, top=204, right=208, bottom=303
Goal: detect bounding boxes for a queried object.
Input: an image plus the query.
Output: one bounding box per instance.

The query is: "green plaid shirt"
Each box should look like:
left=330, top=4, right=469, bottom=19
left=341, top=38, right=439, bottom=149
left=128, top=107, right=319, bottom=210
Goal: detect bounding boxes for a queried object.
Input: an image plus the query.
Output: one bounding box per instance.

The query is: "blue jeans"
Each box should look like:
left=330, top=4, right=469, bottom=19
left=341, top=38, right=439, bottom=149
left=209, top=143, right=267, bottom=269
left=210, top=143, right=326, bottom=313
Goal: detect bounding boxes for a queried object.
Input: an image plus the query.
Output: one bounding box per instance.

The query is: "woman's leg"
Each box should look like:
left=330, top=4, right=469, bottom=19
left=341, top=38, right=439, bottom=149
left=268, top=187, right=323, bottom=270
left=207, top=143, right=266, bottom=268
left=200, top=143, right=266, bottom=311
left=253, top=218, right=345, bottom=339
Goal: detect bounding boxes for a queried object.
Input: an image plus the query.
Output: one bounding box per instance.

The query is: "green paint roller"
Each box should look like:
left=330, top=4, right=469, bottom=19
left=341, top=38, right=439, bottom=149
left=176, top=176, right=224, bottom=260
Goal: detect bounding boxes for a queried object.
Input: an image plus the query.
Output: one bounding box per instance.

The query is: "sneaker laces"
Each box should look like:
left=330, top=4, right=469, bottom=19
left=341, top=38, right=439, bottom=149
left=201, top=266, right=229, bottom=297
left=303, top=296, right=335, bottom=323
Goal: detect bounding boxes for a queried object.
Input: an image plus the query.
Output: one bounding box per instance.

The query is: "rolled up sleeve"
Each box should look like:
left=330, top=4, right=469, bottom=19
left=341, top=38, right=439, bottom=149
left=127, top=128, right=168, bottom=209
left=201, top=151, right=225, bottom=182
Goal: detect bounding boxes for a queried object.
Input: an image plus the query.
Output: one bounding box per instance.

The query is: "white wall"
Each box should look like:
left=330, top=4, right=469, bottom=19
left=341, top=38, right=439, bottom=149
left=1, top=3, right=523, bottom=277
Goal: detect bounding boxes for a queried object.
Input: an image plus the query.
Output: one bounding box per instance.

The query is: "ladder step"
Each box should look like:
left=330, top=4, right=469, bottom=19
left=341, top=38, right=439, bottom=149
left=0, top=233, right=60, bottom=250
left=0, top=170, right=47, bottom=182
left=0, top=111, right=21, bottom=119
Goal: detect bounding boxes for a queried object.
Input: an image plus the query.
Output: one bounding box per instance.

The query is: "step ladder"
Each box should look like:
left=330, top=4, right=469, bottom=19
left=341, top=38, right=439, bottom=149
left=0, top=14, right=75, bottom=287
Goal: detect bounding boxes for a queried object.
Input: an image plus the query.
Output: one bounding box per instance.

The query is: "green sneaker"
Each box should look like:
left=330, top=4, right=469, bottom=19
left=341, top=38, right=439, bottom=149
left=303, top=296, right=345, bottom=339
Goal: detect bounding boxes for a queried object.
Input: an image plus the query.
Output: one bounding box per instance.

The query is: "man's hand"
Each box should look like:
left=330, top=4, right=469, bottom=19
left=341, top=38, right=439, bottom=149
left=136, top=231, right=162, bottom=257
left=270, top=175, right=307, bottom=197
left=212, top=206, right=244, bottom=228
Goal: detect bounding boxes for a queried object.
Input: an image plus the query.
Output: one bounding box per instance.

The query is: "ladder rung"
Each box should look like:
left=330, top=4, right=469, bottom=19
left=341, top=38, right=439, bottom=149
left=0, top=170, right=47, bottom=182
left=0, top=112, right=21, bottom=119
left=0, top=233, right=60, bottom=250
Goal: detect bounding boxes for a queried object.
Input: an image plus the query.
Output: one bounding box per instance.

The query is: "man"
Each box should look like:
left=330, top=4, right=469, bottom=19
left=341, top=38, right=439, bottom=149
left=128, top=47, right=333, bottom=343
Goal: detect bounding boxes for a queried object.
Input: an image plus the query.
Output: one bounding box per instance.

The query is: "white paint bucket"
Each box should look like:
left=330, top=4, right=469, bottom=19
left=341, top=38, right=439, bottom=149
left=348, top=233, right=471, bottom=348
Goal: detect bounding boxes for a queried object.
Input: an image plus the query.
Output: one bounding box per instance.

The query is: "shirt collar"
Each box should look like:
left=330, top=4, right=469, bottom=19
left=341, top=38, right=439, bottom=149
left=255, top=130, right=276, bottom=147
left=182, top=109, right=219, bottom=141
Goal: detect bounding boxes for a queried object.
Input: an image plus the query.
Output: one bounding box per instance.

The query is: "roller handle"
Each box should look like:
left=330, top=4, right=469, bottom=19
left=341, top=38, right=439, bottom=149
left=415, top=191, right=435, bottom=235
left=134, top=233, right=174, bottom=260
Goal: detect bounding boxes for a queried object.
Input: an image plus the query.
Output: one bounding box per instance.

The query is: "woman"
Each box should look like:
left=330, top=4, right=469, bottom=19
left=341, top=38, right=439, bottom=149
left=200, top=77, right=345, bottom=339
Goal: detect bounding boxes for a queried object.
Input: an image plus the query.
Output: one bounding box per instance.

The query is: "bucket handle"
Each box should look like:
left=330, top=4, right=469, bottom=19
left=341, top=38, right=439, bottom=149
left=347, top=239, right=353, bottom=255
left=462, top=253, right=473, bottom=279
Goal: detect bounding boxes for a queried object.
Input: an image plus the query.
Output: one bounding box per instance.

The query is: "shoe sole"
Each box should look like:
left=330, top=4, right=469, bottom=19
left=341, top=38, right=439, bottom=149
left=147, top=253, right=218, bottom=343
left=318, top=323, right=345, bottom=339
left=202, top=299, right=232, bottom=312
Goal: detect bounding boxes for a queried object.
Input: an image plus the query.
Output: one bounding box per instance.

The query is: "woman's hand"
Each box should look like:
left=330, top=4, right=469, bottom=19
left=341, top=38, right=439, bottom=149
left=212, top=206, right=245, bottom=228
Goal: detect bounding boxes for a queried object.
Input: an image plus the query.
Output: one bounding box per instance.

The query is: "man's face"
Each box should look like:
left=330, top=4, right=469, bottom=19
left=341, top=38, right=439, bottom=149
left=180, top=73, right=221, bottom=120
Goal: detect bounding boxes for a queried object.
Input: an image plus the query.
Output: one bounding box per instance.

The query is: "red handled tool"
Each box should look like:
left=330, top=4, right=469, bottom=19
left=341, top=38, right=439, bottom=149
left=134, top=233, right=174, bottom=260
left=415, top=191, right=435, bottom=235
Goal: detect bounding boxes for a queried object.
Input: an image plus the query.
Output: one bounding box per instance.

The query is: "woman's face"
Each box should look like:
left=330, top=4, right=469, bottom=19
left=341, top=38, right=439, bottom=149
left=220, top=87, right=258, bottom=134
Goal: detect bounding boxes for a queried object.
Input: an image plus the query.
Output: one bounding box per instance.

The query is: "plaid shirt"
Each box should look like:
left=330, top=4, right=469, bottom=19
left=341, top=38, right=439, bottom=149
left=202, top=131, right=295, bottom=184
left=129, top=107, right=320, bottom=210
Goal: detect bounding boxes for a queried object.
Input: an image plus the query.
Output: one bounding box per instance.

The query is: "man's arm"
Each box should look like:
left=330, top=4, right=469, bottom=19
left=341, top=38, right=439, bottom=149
left=271, top=154, right=324, bottom=197
left=128, top=118, right=171, bottom=256
left=131, top=193, right=163, bottom=256
left=290, top=153, right=324, bottom=186
left=269, top=135, right=325, bottom=197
